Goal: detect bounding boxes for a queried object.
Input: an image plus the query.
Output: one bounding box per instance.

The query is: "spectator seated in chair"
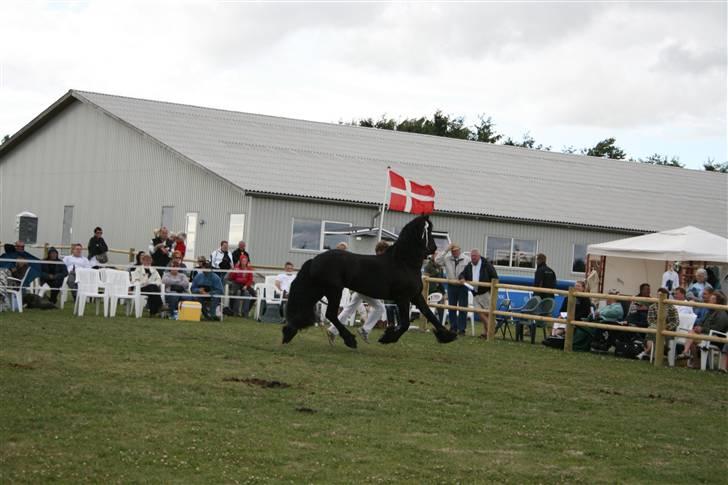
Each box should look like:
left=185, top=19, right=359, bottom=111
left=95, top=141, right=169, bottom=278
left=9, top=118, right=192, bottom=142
left=553, top=280, right=592, bottom=337
left=191, top=259, right=223, bottom=321
left=62, top=243, right=92, bottom=299
left=626, top=283, right=651, bottom=327
left=87, top=226, right=109, bottom=267
left=162, top=260, right=189, bottom=320
left=41, top=247, right=68, bottom=306
left=678, top=291, right=728, bottom=365
left=637, top=287, right=679, bottom=360
left=686, top=268, right=713, bottom=302
left=131, top=253, right=163, bottom=316
left=226, top=255, right=257, bottom=318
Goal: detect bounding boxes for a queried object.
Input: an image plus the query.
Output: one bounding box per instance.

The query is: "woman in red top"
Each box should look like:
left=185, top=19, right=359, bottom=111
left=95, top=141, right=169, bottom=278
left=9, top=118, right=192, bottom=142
left=173, top=233, right=187, bottom=259
left=228, top=255, right=257, bottom=317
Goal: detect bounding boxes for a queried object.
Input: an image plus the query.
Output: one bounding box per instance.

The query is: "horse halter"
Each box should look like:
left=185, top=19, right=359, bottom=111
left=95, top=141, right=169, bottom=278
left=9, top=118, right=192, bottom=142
left=422, top=220, right=430, bottom=246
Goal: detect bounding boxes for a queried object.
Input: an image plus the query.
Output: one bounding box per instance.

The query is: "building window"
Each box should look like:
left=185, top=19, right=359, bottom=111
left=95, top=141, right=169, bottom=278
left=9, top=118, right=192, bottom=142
left=322, top=221, right=351, bottom=250
left=228, top=214, right=245, bottom=246
left=572, top=243, right=587, bottom=273
left=486, top=236, right=538, bottom=269
left=291, top=218, right=351, bottom=251
left=292, top=218, right=322, bottom=250
left=185, top=212, right=198, bottom=260
left=432, top=232, right=451, bottom=253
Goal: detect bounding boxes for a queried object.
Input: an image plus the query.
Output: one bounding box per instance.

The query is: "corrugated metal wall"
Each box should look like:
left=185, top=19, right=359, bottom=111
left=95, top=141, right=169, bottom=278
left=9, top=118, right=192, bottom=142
left=248, top=196, right=632, bottom=281
left=0, top=101, right=247, bottom=262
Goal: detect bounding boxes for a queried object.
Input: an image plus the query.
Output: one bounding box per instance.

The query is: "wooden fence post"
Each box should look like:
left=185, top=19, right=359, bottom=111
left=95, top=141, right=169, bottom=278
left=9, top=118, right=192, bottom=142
left=564, top=287, right=576, bottom=352
left=487, top=279, right=499, bottom=341
left=421, top=276, right=430, bottom=330
left=43, top=242, right=49, bottom=259
left=128, top=248, right=135, bottom=263
left=654, top=292, right=667, bottom=367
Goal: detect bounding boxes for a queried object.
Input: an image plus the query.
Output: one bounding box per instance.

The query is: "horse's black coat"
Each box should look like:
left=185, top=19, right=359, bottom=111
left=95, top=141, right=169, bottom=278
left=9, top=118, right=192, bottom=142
left=282, top=215, right=457, bottom=348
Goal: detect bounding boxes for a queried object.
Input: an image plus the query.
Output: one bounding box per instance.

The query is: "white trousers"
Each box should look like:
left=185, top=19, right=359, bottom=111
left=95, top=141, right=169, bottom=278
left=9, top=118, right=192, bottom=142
left=328, top=292, right=386, bottom=335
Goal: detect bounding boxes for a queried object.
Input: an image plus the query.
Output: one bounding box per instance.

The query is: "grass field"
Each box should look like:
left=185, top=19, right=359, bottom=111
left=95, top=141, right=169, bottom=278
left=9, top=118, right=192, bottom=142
left=1, top=309, right=726, bottom=484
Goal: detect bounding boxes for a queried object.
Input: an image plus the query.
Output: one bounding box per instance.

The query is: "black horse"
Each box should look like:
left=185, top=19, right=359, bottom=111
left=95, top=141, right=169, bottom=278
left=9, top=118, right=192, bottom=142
left=282, top=215, right=458, bottom=348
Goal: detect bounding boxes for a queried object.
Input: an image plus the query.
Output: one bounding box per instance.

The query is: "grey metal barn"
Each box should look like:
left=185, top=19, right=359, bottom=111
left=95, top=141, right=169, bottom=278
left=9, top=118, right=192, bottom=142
left=1, top=90, right=726, bottom=283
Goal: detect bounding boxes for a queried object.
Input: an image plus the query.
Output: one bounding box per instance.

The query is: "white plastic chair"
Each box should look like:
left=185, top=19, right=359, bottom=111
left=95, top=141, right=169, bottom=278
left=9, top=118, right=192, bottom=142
left=59, top=276, right=70, bottom=310
left=700, top=330, right=727, bottom=371
left=6, top=270, right=32, bottom=313
left=74, top=268, right=104, bottom=317
left=466, top=291, right=477, bottom=336
left=104, top=270, right=141, bottom=318
left=254, top=275, right=281, bottom=320
left=668, top=313, right=696, bottom=366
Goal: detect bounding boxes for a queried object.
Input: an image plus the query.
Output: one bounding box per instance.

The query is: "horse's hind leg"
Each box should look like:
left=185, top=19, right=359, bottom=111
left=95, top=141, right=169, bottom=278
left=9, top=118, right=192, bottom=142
left=325, top=289, right=357, bottom=349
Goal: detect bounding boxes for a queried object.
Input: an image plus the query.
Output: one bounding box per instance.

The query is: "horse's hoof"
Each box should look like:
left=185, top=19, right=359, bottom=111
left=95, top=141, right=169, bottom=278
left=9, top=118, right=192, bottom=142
left=343, top=335, right=358, bottom=349
left=434, top=328, right=457, bottom=343
left=281, top=325, right=298, bottom=344
left=378, top=328, right=399, bottom=344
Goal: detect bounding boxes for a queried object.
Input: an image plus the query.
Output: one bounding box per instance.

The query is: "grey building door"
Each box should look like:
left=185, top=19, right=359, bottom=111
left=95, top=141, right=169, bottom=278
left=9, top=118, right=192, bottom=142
left=161, top=206, right=174, bottom=230
left=61, top=205, right=74, bottom=248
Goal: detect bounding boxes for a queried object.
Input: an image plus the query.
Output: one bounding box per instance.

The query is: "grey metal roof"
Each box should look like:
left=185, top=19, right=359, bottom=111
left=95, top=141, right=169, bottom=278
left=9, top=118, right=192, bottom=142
left=5, top=90, right=727, bottom=235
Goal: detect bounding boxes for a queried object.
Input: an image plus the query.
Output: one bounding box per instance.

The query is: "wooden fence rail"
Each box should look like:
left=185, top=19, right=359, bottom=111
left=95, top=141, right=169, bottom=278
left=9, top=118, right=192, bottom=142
left=423, top=276, right=728, bottom=368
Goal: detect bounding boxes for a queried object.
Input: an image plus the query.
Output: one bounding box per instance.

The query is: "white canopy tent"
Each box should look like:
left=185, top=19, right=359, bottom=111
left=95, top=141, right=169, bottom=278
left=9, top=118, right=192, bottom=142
left=587, top=226, right=728, bottom=297
left=588, top=226, right=728, bottom=263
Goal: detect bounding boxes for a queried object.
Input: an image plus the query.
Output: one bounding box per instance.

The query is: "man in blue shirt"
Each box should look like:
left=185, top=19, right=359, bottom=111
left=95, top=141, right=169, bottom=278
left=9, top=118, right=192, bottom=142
left=191, top=259, right=224, bottom=321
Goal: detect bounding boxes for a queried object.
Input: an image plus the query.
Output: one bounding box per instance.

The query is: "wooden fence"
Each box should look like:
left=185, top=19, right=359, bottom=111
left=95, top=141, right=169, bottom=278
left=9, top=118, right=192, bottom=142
left=423, top=276, right=728, bottom=368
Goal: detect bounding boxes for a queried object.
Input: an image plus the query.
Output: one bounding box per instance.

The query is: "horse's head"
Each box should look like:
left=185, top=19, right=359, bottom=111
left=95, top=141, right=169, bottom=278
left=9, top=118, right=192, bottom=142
left=396, top=215, right=437, bottom=258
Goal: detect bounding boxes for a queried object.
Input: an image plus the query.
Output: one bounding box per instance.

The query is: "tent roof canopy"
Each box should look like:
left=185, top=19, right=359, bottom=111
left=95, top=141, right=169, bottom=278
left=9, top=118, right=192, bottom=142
left=587, top=226, right=728, bottom=263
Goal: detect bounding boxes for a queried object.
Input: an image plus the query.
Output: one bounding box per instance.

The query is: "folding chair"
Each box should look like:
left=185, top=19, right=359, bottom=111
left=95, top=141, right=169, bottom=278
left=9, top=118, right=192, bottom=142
left=512, top=296, right=541, bottom=342
left=494, top=299, right=513, bottom=339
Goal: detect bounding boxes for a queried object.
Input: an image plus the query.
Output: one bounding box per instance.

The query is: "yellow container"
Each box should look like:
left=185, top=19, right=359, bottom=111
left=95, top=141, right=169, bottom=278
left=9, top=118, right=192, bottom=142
left=178, top=301, right=202, bottom=322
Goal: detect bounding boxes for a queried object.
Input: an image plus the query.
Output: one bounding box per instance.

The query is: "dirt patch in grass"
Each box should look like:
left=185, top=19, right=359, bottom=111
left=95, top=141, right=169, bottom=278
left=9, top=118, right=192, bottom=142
left=7, top=362, right=35, bottom=370
left=223, top=377, right=290, bottom=388
left=295, top=406, right=316, bottom=414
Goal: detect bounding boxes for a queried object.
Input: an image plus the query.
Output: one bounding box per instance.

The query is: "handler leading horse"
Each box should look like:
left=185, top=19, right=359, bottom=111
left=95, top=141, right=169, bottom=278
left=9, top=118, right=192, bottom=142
left=282, top=215, right=458, bottom=348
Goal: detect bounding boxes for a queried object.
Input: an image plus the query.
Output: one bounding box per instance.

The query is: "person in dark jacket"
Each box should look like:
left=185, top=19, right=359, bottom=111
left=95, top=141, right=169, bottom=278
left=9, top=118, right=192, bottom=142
left=231, top=240, right=251, bottom=265
left=41, top=247, right=68, bottom=305
left=534, top=253, right=557, bottom=299
left=458, top=249, right=498, bottom=338
left=87, top=226, right=109, bottom=264
left=149, top=227, right=174, bottom=275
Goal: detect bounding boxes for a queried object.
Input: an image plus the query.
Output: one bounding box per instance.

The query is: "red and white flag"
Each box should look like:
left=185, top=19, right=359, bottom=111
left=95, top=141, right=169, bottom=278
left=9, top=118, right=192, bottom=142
left=388, top=169, right=435, bottom=214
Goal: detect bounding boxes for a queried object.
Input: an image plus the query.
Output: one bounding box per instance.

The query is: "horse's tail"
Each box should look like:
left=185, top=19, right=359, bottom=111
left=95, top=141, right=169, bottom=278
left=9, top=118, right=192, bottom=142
left=285, top=259, right=322, bottom=332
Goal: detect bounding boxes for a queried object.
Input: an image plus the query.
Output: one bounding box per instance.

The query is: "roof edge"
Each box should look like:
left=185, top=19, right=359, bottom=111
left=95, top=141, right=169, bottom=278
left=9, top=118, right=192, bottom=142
left=0, top=90, right=77, bottom=160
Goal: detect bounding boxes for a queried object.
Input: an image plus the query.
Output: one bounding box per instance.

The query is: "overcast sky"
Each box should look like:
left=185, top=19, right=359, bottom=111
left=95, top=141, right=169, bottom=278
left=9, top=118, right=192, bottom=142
left=1, top=1, right=726, bottom=169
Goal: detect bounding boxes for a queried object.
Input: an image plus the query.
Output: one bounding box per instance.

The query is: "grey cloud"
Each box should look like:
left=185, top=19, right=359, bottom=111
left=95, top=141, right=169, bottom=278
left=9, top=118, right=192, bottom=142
left=653, top=43, right=726, bottom=75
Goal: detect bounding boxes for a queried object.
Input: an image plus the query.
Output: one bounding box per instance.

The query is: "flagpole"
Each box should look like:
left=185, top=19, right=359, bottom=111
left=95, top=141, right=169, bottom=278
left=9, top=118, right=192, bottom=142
left=377, top=166, right=390, bottom=241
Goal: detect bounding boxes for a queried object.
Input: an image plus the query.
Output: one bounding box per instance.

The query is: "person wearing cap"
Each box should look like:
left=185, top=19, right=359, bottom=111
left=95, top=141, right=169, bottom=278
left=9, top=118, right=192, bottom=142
left=41, top=247, right=68, bottom=305
left=435, top=243, right=469, bottom=334
left=191, top=258, right=224, bottom=321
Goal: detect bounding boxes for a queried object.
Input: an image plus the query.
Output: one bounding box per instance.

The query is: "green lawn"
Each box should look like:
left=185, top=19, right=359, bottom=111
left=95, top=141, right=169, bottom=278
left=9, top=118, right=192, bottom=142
left=1, top=309, right=726, bottom=484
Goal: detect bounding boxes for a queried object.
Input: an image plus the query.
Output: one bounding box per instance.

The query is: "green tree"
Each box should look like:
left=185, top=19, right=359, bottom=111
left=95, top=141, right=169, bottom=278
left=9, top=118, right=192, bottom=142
left=395, top=110, right=471, bottom=139
left=639, top=153, right=684, bottom=168
left=583, top=137, right=626, bottom=159
left=503, top=132, right=550, bottom=150
left=470, top=115, right=502, bottom=143
left=703, top=158, right=728, bottom=173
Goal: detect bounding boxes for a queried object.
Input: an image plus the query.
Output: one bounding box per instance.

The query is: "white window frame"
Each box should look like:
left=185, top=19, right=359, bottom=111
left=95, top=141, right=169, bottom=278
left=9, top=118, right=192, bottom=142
left=227, top=213, right=245, bottom=247
left=290, top=218, right=352, bottom=252
left=485, top=236, right=539, bottom=270
left=571, top=243, right=588, bottom=275
left=321, top=220, right=352, bottom=250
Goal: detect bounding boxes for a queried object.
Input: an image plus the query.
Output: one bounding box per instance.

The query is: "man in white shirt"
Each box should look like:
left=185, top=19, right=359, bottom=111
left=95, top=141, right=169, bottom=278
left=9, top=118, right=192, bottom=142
left=210, top=240, right=233, bottom=282
left=62, top=243, right=92, bottom=298
left=661, top=262, right=680, bottom=296
left=672, top=287, right=696, bottom=316
left=62, top=243, right=92, bottom=273
left=275, top=262, right=297, bottom=297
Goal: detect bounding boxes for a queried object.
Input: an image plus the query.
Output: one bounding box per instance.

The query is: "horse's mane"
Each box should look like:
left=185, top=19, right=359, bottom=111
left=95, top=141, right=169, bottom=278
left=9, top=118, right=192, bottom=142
left=391, top=216, right=430, bottom=266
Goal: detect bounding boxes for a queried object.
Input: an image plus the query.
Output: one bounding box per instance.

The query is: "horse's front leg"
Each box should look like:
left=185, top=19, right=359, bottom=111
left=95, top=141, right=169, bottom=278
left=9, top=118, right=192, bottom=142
left=411, top=292, right=457, bottom=343
left=378, top=300, right=410, bottom=344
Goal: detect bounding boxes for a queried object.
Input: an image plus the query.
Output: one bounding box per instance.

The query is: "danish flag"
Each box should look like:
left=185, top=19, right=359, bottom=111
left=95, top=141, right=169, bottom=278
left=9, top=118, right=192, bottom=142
left=388, top=169, right=435, bottom=214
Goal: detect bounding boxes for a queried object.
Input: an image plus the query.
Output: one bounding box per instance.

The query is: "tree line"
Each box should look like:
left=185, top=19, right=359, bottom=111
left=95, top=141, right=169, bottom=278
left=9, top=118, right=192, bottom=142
left=346, top=111, right=728, bottom=173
